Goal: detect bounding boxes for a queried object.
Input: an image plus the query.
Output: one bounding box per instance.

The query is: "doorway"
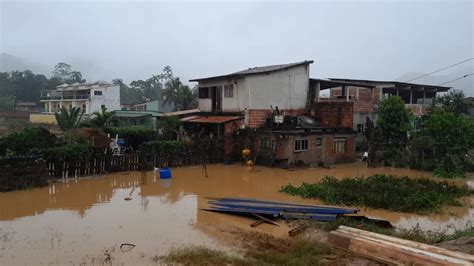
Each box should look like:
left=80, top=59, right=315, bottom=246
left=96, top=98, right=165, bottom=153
left=211, top=86, right=222, bottom=112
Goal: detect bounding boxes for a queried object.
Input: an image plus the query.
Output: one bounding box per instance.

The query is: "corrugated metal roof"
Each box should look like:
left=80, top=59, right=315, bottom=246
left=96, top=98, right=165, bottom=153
left=163, top=108, right=200, bottom=116
left=181, top=115, right=243, bottom=124
left=328, top=78, right=451, bottom=91
left=190, top=60, right=314, bottom=82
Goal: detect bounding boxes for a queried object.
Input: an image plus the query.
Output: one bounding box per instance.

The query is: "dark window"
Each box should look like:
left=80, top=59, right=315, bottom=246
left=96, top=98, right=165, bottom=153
left=224, top=84, right=233, bottom=98
left=199, top=87, right=209, bottom=98
left=260, top=138, right=276, bottom=150
left=94, top=90, right=102, bottom=96
left=333, top=137, right=347, bottom=154
left=294, top=139, right=308, bottom=152
left=101, top=104, right=105, bottom=109
left=356, top=124, right=365, bottom=134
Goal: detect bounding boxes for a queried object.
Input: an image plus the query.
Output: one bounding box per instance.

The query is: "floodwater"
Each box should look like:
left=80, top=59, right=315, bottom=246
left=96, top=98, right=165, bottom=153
left=0, top=163, right=472, bottom=265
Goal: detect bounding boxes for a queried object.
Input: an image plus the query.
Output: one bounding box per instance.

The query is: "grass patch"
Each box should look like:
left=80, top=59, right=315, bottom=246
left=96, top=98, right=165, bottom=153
left=280, top=174, right=471, bottom=213
left=158, top=246, right=246, bottom=265
left=158, top=235, right=335, bottom=265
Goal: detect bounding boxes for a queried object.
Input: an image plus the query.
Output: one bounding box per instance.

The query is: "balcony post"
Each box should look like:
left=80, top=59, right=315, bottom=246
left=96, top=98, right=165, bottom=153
left=410, top=89, right=413, bottom=104
left=422, top=88, right=425, bottom=104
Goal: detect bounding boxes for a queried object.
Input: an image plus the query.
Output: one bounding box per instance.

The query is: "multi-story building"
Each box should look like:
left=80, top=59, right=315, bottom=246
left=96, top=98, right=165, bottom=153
left=40, top=81, right=120, bottom=115
left=190, top=60, right=313, bottom=128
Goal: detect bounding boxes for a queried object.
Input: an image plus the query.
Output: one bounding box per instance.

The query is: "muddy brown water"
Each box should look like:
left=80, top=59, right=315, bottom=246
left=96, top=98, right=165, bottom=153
left=0, top=163, right=472, bottom=265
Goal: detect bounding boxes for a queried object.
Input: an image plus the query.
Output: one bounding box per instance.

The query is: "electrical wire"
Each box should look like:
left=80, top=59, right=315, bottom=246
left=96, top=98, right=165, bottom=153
left=404, top=58, right=474, bottom=82
left=436, top=73, right=474, bottom=86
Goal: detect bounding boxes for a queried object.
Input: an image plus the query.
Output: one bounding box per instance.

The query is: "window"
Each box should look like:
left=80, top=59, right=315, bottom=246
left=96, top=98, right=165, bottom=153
left=316, top=138, right=322, bottom=148
left=260, top=138, right=276, bottom=150
left=101, top=104, right=105, bottom=109
left=294, top=139, right=309, bottom=152
left=199, top=87, right=209, bottom=98
left=356, top=124, right=365, bottom=134
left=224, top=84, right=233, bottom=98
left=94, top=90, right=102, bottom=96
left=333, top=137, right=347, bottom=154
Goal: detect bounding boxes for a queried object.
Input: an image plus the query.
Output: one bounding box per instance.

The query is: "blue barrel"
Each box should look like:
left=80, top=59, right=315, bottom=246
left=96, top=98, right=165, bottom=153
left=159, top=167, right=172, bottom=179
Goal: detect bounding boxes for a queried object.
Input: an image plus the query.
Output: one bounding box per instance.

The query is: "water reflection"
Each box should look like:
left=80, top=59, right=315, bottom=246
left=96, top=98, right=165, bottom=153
left=0, top=163, right=472, bottom=264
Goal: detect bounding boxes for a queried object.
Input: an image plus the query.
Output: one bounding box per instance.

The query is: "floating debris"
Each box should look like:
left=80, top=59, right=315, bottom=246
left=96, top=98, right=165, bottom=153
left=203, top=197, right=359, bottom=222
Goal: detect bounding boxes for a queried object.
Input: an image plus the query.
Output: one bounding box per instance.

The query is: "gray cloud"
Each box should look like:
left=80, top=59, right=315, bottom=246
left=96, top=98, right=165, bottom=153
left=1, top=1, right=473, bottom=95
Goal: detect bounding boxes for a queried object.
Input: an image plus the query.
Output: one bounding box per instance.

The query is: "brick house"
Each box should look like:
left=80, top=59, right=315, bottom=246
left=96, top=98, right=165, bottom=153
left=188, top=61, right=358, bottom=166
left=245, top=128, right=355, bottom=168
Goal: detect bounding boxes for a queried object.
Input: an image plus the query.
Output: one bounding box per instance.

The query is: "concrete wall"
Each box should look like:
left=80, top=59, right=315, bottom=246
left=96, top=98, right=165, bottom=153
left=197, top=64, right=310, bottom=115
left=89, top=85, right=121, bottom=114
left=30, top=114, right=57, bottom=124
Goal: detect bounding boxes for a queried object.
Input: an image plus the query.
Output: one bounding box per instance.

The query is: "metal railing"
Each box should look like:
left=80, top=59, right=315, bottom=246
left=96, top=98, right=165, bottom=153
left=40, top=95, right=90, bottom=100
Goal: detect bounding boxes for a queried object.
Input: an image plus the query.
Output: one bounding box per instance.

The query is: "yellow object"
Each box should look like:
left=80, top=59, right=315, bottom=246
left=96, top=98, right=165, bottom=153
left=242, top=148, right=251, bottom=157
left=246, top=160, right=254, bottom=166
left=30, top=114, right=57, bottom=124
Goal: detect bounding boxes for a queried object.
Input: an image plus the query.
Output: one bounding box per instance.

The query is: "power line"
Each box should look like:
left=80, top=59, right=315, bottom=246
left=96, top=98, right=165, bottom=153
left=436, top=73, right=474, bottom=86
left=404, top=58, right=474, bottom=82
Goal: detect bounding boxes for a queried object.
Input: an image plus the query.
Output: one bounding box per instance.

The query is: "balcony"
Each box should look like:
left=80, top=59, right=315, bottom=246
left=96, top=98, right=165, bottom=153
left=40, top=95, right=90, bottom=101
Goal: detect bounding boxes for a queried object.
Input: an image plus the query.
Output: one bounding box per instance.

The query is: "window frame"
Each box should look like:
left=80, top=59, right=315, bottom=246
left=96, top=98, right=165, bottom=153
left=333, top=137, right=347, bottom=154
left=294, top=139, right=309, bottom=152
left=198, top=87, right=209, bottom=99
left=224, top=84, right=234, bottom=98
left=356, top=124, right=365, bottom=134
left=94, top=90, right=103, bottom=96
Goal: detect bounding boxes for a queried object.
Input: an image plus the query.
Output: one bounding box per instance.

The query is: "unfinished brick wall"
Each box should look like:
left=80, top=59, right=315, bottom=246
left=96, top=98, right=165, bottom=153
left=247, top=109, right=305, bottom=128
left=250, top=132, right=356, bottom=167
left=324, top=135, right=356, bottom=164
left=354, top=101, right=375, bottom=113
left=312, top=102, right=354, bottom=129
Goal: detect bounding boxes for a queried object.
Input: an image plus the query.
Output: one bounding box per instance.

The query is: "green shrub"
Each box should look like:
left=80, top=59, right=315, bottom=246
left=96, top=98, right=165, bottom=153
left=281, top=174, right=471, bottom=213
left=143, top=140, right=186, bottom=154
left=42, top=143, right=93, bottom=161
left=105, top=126, right=155, bottom=148
left=0, top=127, right=59, bottom=155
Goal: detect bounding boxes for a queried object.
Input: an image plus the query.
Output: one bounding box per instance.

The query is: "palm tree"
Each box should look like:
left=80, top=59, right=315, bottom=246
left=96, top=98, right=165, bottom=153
left=161, top=77, right=196, bottom=111
left=90, top=106, right=115, bottom=129
left=55, top=106, right=84, bottom=143
left=55, top=106, right=84, bottom=132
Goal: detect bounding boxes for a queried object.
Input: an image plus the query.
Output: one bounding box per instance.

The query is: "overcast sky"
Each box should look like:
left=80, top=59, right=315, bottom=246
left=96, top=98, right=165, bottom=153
left=1, top=0, right=473, bottom=95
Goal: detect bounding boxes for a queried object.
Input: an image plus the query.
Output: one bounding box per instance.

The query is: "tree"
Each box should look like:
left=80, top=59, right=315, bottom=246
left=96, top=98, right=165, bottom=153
left=113, top=78, right=142, bottom=106
left=90, top=106, right=115, bottom=129
left=52, top=63, right=85, bottom=84
left=364, top=117, right=383, bottom=167
left=437, top=89, right=472, bottom=115
left=52, top=63, right=72, bottom=80
left=162, top=77, right=196, bottom=111
left=55, top=106, right=84, bottom=132
left=423, top=109, right=474, bottom=177
left=377, top=96, right=412, bottom=143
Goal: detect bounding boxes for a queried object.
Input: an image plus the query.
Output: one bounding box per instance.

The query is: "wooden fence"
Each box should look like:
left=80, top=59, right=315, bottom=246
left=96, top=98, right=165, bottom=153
left=0, top=155, right=49, bottom=191
left=39, top=139, right=224, bottom=179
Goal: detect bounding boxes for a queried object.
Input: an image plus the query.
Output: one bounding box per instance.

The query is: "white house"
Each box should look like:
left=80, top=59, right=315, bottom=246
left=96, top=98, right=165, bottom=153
left=40, top=81, right=121, bottom=115
left=190, top=60, right=313, bottom=128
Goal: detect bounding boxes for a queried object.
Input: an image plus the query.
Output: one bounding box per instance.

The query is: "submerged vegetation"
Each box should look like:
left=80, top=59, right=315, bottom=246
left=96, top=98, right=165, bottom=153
left=280, top=174, right=471, bottom=213
left=368, top=93, right=474, bottom=178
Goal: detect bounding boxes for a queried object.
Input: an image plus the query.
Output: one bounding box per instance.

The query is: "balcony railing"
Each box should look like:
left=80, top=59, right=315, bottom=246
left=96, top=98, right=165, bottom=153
left=40, top=95, right=90, bottom=101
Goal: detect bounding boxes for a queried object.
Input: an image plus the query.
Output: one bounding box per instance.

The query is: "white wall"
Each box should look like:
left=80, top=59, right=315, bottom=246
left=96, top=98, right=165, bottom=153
left=89, top=85, right=121, bottom=114
left=245, top=64, right=309, bottom=110
left=196, top=64, right=310, bottom=112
